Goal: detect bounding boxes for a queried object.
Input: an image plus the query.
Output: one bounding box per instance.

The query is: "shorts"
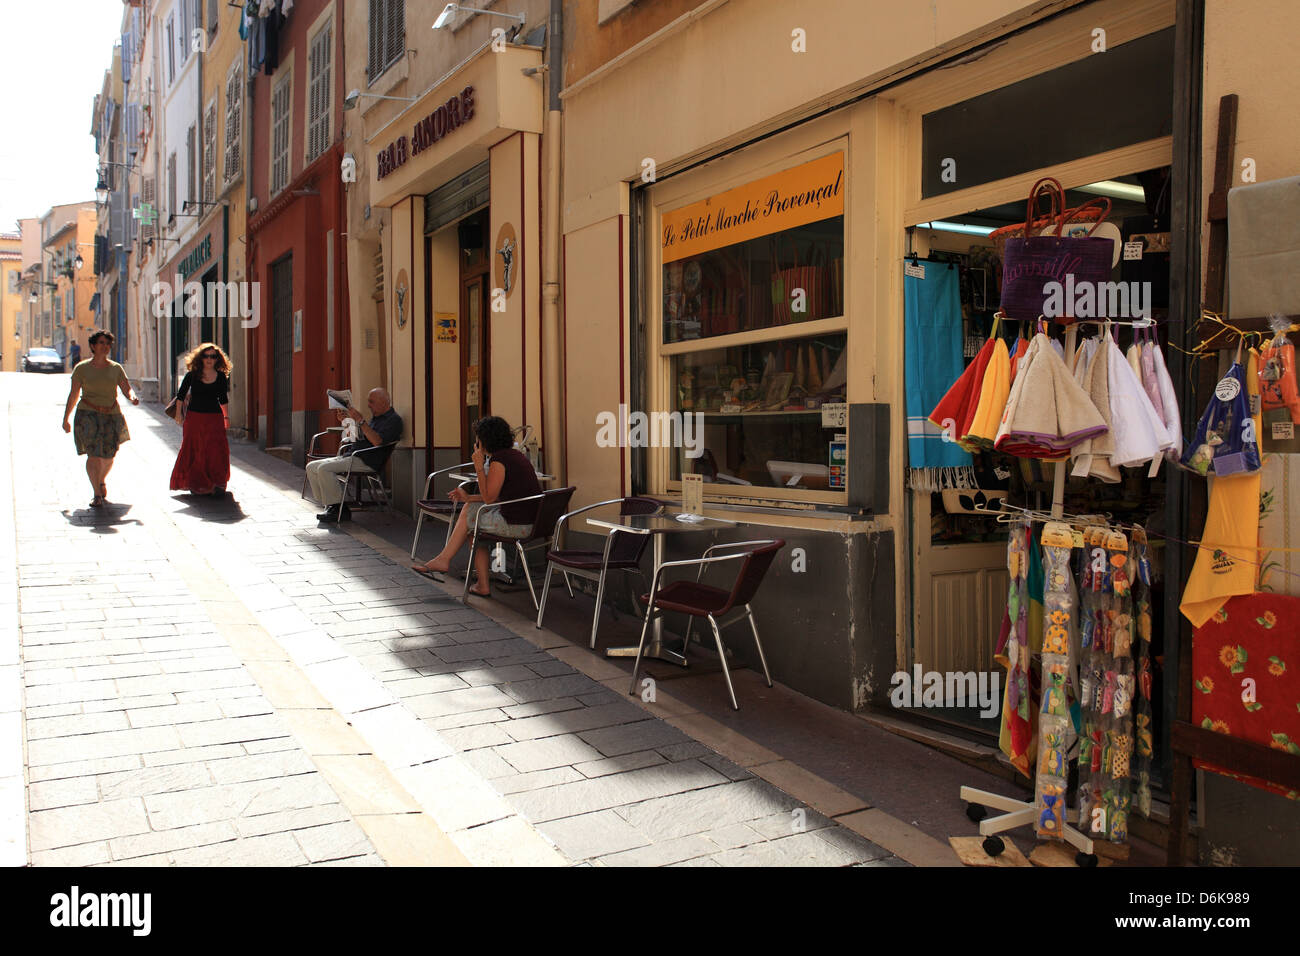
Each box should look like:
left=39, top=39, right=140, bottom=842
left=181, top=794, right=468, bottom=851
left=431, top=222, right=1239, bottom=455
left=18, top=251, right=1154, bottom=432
left=73, top=406, right=131, bottom=459
left=465, top=501, right=534, bottom=539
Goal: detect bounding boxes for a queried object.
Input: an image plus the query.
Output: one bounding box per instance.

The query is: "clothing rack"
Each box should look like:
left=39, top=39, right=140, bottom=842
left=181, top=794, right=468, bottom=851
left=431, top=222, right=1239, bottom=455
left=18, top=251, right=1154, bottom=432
left=959, top=323, right=1098, bottom=862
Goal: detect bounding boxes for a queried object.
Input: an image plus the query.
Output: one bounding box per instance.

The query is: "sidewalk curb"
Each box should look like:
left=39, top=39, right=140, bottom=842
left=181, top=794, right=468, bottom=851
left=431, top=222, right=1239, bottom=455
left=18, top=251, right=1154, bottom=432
left=1, top=398, right=28, bottom=866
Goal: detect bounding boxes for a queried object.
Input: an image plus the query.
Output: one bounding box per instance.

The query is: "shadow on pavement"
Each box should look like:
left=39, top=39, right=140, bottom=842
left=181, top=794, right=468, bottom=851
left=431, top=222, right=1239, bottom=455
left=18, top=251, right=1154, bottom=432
left=170, top=491, right=250, bottom=524
left=61, top=504, right=142, bottom=534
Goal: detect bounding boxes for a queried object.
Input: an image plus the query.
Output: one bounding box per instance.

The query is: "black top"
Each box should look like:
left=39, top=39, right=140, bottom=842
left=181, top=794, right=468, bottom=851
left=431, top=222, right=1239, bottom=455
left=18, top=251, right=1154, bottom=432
left=176, top=371, right=229, bottom=413
left=341, top=407, right=403, bottom=469
left=490, top=447, right=542, bottom=524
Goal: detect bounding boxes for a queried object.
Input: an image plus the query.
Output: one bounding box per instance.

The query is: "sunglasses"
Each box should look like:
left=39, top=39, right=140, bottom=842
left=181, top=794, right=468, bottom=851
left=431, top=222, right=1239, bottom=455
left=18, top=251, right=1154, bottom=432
left=202, top=352, right=218, bottom=359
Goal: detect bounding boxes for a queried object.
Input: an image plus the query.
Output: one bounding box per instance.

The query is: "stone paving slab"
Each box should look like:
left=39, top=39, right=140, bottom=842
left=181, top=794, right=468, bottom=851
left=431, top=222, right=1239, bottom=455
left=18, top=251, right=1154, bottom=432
left=7, top=383, right=912, bottom=868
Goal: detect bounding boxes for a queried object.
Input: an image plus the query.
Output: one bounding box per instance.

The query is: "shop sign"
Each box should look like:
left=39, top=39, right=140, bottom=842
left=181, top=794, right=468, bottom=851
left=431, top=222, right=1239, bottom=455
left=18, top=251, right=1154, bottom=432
left=376, top=86, right=477, bottom=181
left=661, top=152, right=844, bottom=264
left=178, top=234, right=213, bottom=279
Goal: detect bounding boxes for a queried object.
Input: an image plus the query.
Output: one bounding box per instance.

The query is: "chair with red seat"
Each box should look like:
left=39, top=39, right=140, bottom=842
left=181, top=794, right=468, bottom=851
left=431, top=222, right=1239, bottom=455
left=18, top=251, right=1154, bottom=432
left=464, top=485, right=577, bottom=608
left=629, top=538, right=785, bottom=710
left=535, top=496, right=663, bottom=648
left=410, top=461, right=474, bottom=558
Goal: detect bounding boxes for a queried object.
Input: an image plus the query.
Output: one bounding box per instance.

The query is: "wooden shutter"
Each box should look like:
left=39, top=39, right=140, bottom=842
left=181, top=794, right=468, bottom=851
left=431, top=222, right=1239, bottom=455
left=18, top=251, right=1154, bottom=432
left=368, top=0, right=381, bottom=79
left=385, top=0, right=404, bottom=70
left=168, top=154, right=177, bottom=225
left=308, top=25, right=332, bottom=161
left=203, top=102, right=217, bottom=203
left=224, top=63, right=242, bottom=185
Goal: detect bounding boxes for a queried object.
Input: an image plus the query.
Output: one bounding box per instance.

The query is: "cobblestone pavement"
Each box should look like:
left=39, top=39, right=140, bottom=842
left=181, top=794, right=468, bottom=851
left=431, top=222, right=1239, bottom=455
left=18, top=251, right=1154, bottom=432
left=4, top=373, right=908, bottom=866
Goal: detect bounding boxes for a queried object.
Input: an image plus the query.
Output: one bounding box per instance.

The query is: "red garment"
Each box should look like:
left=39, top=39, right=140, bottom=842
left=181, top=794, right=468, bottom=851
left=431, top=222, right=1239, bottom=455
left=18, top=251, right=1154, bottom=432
left=928, top=337, right=995, bottom=439
left=1008, top=337, right=1030, bottom=383
left=170, top=409, right=231, bottom=493
left=1192, top=592, right=1300, bottom=799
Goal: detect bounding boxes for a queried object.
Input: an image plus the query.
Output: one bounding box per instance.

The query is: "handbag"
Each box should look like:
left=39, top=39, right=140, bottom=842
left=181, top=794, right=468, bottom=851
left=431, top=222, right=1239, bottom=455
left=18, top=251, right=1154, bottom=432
left=1000, top=178, right=1114, bottom=323
left=164, top=396, right=187, bottom=424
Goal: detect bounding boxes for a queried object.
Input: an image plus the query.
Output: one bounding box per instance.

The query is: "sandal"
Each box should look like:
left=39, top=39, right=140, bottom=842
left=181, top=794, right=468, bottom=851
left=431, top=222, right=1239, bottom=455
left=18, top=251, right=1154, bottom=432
left=90, top=496, right=105, bottom=509
left=97, top=483, right=109, bottom=503
left=411, top=567, right=445, bottom=582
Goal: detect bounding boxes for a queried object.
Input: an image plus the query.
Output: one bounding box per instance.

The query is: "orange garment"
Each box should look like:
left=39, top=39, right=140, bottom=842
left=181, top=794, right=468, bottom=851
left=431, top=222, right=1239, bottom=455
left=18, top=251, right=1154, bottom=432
left=1008, top=337, right=1030, bottom=382
left=1180, top=350, right=1263, bottom=627
left=962, top=338, right=1010, bottom=450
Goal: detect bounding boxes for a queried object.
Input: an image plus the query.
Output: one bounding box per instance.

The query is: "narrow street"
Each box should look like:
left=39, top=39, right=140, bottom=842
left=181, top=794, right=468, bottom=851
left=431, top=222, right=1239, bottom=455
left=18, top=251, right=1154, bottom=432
left=1, top=370, right=1006, bottom=867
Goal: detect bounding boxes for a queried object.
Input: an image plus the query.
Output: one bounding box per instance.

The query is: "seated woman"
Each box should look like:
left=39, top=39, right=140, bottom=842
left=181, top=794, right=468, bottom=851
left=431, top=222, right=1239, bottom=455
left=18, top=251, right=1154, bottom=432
left=412, top=416, right=540, bottom=597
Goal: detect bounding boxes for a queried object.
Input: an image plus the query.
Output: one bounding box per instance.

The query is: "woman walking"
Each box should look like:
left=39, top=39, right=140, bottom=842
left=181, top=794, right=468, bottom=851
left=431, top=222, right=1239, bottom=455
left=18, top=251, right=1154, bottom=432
left=411, top=416, right=540, bottom=597
left=170, top=342, right=232, bottom=496
left=62, top=329, right=139, bottom=508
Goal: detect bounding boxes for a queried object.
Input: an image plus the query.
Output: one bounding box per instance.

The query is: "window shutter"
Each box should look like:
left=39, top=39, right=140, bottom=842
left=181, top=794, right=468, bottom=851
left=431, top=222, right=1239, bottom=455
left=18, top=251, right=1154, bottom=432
left=203, top=103, right=217, bottom=203
left=224, top=63, right=243, bottom=185
left=142, top=177, right=156, bottom=245
left=121, top=31, right=132, bottom=84
left=368, top=1, right=382, bottom=79
left=208, top=0, right=219, bottom=33
left=308, top=26, right=332, bottom=162
left=168, top=154, right=177, bottom=225
left=385, top=0, right=404, bottom=70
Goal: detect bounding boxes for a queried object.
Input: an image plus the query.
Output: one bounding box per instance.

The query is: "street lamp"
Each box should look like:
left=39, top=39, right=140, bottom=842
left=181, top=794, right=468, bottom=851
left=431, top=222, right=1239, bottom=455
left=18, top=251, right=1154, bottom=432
left=432, top=4, right=525, bottom=30
left=95, top=175, right=110, bottom=205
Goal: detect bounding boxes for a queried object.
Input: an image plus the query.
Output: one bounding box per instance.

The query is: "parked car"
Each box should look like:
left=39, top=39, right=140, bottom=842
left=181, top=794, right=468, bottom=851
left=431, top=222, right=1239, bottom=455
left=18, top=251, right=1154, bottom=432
left=23, top=348, right=64, bottom=373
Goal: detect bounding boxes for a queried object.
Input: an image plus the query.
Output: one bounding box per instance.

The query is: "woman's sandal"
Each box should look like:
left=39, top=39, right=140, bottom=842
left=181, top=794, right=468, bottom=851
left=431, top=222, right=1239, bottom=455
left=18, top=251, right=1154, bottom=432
left=90, top=495, right=105, bottom=509
left=411, top=566, right=445, bottom=582
left=97, top=483, right=109, bottom=504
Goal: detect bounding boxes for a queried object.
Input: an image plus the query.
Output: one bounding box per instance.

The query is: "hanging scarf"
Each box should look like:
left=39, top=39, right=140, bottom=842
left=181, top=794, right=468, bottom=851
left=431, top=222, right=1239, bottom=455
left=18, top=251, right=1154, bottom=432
left=905, top=264, right=974, bottom=489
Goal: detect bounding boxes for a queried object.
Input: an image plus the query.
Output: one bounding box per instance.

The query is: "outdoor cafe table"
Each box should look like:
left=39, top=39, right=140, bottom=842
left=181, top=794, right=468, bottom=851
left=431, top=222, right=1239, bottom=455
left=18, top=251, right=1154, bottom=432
left=585, top=509, right=737, bottom=664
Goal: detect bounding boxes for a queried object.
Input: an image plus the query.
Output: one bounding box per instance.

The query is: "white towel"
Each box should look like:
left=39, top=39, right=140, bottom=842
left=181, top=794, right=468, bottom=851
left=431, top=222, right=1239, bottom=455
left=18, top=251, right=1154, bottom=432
left=1106, top=336, right=1172, bottom=469
left=1151, top=341, right=1184, bottom=458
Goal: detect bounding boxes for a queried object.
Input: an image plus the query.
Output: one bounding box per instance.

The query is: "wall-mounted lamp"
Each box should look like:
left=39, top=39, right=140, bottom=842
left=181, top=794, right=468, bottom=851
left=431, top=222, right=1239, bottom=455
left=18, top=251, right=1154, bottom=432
left=343, top=89, right=417, bottom=111
left=95, top=176, right=110, bottom=205
left=433, top=3, right=525, bottom=30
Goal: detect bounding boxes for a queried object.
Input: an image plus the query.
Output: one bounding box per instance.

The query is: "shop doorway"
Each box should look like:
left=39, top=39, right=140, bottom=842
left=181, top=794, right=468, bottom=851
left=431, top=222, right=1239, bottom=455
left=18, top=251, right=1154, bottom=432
left=270, top=254, right=294, bottom=447
left=904, top=168, right=1173, bottom=733
left=458, top=209, right=490, bottom=460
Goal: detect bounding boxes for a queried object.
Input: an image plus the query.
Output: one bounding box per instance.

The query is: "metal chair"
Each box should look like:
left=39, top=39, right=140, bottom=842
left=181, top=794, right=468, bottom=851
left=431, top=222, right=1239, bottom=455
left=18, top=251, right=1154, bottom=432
left=535, top=496, right=662, bottom=648
left=302, top=427, right=345, bottom=499
left=410, top=461, right=473, bottom=558
left=464, top=486, right=576, bottom=608
left=331, top=441, right=398, bottom=523
left=629, top=539, right=785, bottom=710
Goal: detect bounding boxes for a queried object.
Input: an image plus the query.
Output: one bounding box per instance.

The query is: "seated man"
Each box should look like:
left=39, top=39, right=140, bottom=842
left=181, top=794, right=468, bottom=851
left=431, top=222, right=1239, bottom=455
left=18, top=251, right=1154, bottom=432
left=306, top=387, right=403, bottom=522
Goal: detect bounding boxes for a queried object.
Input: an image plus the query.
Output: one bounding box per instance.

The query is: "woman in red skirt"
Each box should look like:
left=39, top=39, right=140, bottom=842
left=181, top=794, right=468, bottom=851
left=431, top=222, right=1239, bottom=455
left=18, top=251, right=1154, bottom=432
left=170, top=342, right=232, bottom=496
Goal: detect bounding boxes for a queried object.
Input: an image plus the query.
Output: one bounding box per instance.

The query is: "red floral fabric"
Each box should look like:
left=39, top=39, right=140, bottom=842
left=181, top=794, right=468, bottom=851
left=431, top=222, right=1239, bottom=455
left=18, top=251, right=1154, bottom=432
left=1192, top=592, right=1300, bottom=800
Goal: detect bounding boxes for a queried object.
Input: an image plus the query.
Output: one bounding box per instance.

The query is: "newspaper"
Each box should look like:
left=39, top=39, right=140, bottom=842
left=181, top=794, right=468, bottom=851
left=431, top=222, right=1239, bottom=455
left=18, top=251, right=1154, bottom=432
left=326, top=388, right=352, bottom=410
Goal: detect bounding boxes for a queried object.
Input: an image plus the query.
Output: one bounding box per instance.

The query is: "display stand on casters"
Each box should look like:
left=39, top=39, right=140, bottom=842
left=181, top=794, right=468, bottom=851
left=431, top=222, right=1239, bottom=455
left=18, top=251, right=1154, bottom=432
left=958, top=323, right=1098, bottom=866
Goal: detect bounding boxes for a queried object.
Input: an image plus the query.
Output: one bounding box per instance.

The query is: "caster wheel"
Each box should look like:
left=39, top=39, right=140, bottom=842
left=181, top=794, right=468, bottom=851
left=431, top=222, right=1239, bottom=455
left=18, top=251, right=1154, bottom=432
left=1075, top=852, right=1098, bottom=868
left=966, top=802, right=987, bottom=823
left=982, top=835, right=1005, bottom=857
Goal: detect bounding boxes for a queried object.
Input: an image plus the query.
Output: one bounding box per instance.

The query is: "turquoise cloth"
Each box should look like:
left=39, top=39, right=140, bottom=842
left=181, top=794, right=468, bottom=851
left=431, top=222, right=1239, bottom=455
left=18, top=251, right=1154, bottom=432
left=904, top=263, right=972, bottom=471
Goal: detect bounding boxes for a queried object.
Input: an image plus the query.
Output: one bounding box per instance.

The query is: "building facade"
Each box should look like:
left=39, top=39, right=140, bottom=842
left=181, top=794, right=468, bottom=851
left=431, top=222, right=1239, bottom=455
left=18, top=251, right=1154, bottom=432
left=347, top=0, right=554, bottom=506
left=0, top=233, right=22, bottom=373
left=245, top=0, right=349, bottom=464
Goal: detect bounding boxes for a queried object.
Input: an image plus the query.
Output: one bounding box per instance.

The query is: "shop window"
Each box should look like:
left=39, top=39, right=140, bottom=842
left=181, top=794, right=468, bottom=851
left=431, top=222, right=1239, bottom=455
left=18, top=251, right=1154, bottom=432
left=663, top=216, right=844, bottom=344
left=307, top=23, right=333, bottom=163
left=668, top=331, right=847, bottom=490
left=921, top=28, right=1174, bottom=199
left=367, top=0, right=405, bottom=82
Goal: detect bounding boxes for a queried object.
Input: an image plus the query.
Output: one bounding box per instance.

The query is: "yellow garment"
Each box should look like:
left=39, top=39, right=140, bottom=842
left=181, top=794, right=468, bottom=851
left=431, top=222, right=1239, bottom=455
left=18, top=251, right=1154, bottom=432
left=962, top=337, right=1010, bottom=450
left=72, top=360, right=127, bottom=408
left=1179, top=350, right=1263, bottom=627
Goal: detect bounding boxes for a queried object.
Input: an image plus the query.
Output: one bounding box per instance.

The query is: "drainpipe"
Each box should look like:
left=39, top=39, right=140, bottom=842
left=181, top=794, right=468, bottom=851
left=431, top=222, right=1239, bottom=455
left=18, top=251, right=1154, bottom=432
left=540, top=0, right=564, bottom=482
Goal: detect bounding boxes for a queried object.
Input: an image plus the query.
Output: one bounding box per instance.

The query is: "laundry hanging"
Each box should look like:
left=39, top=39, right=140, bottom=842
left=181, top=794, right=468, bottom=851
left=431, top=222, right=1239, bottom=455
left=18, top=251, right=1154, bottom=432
left=905, top=262, right=975, bottom=491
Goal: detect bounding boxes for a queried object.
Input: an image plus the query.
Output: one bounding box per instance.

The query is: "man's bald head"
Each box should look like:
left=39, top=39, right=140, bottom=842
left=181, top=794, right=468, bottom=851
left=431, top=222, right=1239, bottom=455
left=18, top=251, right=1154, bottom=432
left=367, top=388, right=392, bottom=415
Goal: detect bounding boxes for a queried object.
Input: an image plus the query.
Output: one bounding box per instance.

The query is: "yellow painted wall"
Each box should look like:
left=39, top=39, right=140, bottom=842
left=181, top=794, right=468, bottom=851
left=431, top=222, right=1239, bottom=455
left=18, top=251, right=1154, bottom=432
left=386, top=198, right=415, bottom=446
left=1201, top=0, right=1300, bottom=277
left=428, top=227, right=461, bottom=450
left=563, top=217, right=627, bottom=510
left=487, top=132, right=542, bottom=436
left=0, top=236, right=21, bottom=373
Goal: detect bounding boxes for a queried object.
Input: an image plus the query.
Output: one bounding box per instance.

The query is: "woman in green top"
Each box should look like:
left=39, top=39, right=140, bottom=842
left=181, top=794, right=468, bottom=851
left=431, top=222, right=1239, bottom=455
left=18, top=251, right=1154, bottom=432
left=62, top=329, right=140, bottom=507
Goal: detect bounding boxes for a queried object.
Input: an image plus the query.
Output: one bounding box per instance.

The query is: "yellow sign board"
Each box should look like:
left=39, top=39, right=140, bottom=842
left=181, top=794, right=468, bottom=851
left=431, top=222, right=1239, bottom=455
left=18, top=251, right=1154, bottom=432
left=660, top=152, right=844, bottom=264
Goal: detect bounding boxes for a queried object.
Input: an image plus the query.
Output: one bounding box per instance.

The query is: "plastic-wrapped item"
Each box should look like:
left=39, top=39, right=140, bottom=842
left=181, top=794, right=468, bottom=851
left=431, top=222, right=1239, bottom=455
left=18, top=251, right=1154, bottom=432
left=1181, top=361, right=1261, bottom=476
left=1131, top=528, right=1156, bottom=818
left=1259, top=313, right=1300, bottom=424
left=1034, top=527, right=1077, bottom=839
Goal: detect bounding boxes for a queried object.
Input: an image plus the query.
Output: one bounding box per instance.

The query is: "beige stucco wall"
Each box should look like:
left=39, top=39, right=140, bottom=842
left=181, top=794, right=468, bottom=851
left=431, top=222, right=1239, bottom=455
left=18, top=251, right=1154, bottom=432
left=1200, top=0, right=1300, bottom=294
